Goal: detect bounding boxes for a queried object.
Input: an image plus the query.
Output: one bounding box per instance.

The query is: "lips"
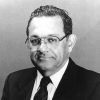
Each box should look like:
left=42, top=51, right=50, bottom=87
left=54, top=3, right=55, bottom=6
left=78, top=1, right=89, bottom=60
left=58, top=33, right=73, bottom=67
left=35, top=54, right=55, bottom=61
left=40, top=57, right=52, bottom=60
left=36, top=55, right=50, bottom=60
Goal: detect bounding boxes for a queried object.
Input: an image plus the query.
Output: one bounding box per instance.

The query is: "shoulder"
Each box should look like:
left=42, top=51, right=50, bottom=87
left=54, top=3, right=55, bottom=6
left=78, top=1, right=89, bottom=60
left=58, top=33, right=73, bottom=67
left=72, top=60, right=100, bottom=89
left=75, top=63, right=100, bottom=97
left=68, top=58, right=100, bottom=98
left=6, top=68, right=37, bottom=86
left=71, top=58, right=100, bottom=79
left=8, top=67, right=36, bottom=78
left=76, top=64, right=100, bottom=82
left=69, top=58, right=100, bottom=84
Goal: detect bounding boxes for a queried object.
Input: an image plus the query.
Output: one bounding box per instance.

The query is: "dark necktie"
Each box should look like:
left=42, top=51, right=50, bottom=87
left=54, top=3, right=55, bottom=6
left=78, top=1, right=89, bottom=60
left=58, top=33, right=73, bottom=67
left=34, top=77, right=51, bottom=100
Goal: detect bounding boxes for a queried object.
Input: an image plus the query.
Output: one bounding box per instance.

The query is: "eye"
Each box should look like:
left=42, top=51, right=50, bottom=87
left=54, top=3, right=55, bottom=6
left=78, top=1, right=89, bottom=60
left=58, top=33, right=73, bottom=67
left=30, top=38, right=40, bottom=46
left=47, top=37, right=57, bottom=43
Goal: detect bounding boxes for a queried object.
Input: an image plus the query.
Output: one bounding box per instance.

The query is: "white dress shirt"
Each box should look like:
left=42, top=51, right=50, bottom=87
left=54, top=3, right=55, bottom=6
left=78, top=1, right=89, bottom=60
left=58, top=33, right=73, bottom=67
left=30, top=59, right=69, bottom=100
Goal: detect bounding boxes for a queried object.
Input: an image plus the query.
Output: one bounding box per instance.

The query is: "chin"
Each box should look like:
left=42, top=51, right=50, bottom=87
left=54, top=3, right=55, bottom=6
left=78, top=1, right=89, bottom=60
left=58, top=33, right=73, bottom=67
left=38, top=61, right=55, bottom=70
left=35, top=63, right=53, bottom=76
left=39, top=62, right=52, bottom=68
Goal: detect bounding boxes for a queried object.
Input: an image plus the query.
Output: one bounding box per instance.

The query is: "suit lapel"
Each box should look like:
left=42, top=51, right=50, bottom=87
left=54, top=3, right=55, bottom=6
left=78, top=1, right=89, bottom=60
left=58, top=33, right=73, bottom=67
left=17, top=68, right=37, bottom=100
left=53, top=58, right=79, bottom=100
left=25, top=79, right=35, bottom=100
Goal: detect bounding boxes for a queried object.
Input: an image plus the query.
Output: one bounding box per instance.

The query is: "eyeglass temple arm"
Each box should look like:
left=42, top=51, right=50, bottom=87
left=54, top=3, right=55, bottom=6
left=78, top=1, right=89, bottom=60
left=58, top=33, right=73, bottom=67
left=60, top=34, right=69, bottom=41
left=25, top=37, right=29, bottom=44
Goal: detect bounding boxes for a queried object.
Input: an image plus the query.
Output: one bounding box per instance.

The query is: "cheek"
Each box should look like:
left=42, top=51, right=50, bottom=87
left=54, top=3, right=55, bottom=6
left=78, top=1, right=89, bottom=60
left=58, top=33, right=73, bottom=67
left=30, top=51, right=35, bottom=60
left=63, top=44, right=69, bottom=59
left=30, top=50, right=37, bottom=60
left=57, top=43, right=69, bottom=60
left=52, top=47, right=64, bottom=61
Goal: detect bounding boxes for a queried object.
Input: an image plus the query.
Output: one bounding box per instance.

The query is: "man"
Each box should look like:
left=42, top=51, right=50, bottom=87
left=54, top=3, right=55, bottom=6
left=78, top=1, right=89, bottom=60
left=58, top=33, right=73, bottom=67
left=1, top=5, right=100, bottom=100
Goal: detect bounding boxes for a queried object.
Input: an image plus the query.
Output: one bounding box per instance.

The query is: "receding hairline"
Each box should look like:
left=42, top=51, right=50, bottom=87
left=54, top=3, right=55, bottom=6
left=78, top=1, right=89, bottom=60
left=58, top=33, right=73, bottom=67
left=26, top=5, right=72, bottom=36
left=29, top=15, right=64, bottom=27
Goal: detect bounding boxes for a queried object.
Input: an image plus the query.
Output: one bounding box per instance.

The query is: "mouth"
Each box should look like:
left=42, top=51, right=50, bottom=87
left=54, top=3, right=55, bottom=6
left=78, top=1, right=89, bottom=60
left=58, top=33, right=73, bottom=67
left=35, top=54, right=55, bottom=61
left=38, top=56, right=52, bottom=60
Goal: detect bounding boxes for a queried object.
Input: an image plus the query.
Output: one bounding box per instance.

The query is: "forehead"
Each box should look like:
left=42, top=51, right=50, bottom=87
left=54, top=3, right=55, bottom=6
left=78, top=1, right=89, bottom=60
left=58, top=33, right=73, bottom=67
left=28, top=16, right=65, bottom=37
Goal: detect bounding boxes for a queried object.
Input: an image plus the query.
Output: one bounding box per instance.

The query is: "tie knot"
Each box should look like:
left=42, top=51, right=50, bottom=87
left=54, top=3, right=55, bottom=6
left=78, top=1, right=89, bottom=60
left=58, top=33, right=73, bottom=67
left=40, top=77, right=51, bottom=87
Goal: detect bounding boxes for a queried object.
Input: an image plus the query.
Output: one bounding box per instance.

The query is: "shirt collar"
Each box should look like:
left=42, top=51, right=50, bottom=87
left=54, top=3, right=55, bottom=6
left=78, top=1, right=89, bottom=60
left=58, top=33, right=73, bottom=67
left=50, top=59, right=69, bottom=88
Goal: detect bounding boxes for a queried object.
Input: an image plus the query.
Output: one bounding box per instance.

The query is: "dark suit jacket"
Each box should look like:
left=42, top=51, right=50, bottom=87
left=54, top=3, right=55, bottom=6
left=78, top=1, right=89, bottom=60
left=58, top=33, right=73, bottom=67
left=1, top=58, right=100, bottom=100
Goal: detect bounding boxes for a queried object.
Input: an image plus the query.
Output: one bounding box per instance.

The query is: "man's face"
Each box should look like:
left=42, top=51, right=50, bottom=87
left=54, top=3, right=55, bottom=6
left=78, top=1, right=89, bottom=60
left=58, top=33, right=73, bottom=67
left=28, top=16, right=70, bottom=76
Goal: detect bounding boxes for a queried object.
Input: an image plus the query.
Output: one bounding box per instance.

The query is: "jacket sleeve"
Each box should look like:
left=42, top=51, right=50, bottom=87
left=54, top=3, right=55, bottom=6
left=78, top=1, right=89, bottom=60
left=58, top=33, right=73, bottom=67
left=1, top=74, right=11, bottom=100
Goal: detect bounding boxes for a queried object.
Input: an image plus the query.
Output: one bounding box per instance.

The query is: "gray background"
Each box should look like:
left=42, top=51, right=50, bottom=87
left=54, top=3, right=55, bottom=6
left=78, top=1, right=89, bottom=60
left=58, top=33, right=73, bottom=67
left=0, top=0, right=100, bottom=99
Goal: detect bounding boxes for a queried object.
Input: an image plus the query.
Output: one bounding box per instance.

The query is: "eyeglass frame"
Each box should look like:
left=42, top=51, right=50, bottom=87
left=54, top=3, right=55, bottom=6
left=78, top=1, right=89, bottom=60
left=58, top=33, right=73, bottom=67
left=25, top=33, right=69, bottom=47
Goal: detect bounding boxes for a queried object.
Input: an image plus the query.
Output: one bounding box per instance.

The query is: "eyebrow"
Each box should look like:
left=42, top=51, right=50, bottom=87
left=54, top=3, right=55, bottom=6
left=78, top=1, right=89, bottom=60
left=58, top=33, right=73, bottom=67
left=48, top=33, right=63, bottom=38
left=30, top=35, right=39, bottom=38
left=29, top=34, right=60, bottom=38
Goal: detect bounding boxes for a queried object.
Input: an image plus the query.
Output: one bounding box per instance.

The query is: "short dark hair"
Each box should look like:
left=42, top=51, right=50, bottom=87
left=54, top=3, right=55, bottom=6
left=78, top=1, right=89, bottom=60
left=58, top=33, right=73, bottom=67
left=26, top=5, right=72, bottom=36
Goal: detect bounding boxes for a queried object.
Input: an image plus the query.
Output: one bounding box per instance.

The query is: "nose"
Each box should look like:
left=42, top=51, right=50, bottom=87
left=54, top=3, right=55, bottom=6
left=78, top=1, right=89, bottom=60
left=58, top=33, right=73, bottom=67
left=37, top=40, right=48, bottom=52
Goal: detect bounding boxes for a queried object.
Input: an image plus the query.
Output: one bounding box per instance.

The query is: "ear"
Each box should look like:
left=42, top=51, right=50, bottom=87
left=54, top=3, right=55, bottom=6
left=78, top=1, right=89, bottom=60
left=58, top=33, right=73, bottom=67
left=67, top=34, right=77, bottom=53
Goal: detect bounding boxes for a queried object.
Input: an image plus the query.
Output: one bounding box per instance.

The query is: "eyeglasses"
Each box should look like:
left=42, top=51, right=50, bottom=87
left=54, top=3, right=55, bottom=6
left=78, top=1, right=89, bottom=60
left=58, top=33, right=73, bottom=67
left=25, top=34, right=68, bottom=47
